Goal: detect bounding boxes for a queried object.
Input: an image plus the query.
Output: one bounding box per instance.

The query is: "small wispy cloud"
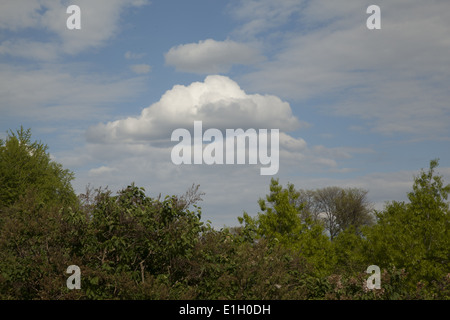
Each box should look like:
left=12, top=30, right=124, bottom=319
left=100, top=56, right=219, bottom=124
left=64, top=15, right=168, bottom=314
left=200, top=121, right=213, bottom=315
left=125, top=51, right=146, bottom=60
left=130, top=64, right=151, bottom=74
left=88, top=166, right=117, bottom=177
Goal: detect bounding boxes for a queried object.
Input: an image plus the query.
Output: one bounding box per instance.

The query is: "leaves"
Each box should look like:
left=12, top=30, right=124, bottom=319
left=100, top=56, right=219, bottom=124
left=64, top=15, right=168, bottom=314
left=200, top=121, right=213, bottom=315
left=0, top=127, right=77, bottom=208
left=365, top=159, right=450, bottom=290
left=0, top=128, right=448, bottom=299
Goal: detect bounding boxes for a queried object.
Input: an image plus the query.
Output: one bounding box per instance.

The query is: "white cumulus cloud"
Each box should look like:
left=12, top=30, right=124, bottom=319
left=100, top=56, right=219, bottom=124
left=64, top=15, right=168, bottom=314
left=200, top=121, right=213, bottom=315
left=86, top=75, right=302, bottom=144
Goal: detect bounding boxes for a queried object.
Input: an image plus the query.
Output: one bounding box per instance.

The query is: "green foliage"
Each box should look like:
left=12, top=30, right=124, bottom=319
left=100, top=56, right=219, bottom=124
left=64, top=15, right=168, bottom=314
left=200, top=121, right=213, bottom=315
left=332, top=226, right=367, bottom=274
left=0, top=128, right=448, bottom=299
left=0, top=127, right=77, bottom=208
left=0, top=191, right=85, bottom=299
left=239, top=178, right=335, bottom=277
left=365, top=159, right=450, bottom=291
left=78, top=184, right=206, bottom=299
left=256, top=178, right=305, bottom=245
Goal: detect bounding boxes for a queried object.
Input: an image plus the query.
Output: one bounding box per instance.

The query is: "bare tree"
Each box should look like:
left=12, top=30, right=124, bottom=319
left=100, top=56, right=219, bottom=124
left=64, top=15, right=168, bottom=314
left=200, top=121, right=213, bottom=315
left=177, top=183, right=205, bottom=210
left=295, top=188, right=321, bottom=222
left=334, top=188, right=374, bottom=233
left=313, top=187, right=342, bottom=240
left=296, top=186, right=374, bottom=240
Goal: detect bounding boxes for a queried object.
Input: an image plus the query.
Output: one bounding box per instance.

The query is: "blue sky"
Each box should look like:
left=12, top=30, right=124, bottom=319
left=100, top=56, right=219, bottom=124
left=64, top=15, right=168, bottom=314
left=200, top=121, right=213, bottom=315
left=1, top=0, right=450, bottom=227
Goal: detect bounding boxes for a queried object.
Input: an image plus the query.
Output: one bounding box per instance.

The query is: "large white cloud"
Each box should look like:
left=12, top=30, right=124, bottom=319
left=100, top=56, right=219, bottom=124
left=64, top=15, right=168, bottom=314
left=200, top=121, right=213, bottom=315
left=164, top=39, right=264, bottom=74
left=86, top=75, right=303, bottom=144
left=72, top=74, right=378, bottom=227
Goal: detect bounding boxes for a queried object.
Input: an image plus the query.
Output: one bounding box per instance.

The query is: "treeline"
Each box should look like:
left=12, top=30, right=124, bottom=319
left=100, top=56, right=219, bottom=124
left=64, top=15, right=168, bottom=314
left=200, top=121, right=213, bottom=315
left=0, top=127, right=449, bottom=300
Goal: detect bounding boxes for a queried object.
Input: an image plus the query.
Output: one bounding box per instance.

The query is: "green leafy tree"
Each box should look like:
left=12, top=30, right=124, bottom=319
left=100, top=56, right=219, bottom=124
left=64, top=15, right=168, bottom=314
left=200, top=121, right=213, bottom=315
left=2, top=128, right=449, bottom=300
left=0, top=127, right=77, bottom=209
left=0, top=127, right=81, bottom=299
left=332, top=226, right=367, bottom=274
left=0, top=189, right=86, bottom=299
left=365, top=159, right=450, bottom=290
left=239, top=178, right=335, bottom=276
left=79, top=184, right=206, bottom=299
left=185, top=228, right=313, bottom=299
left=255, top=178, right=304, bottom=246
